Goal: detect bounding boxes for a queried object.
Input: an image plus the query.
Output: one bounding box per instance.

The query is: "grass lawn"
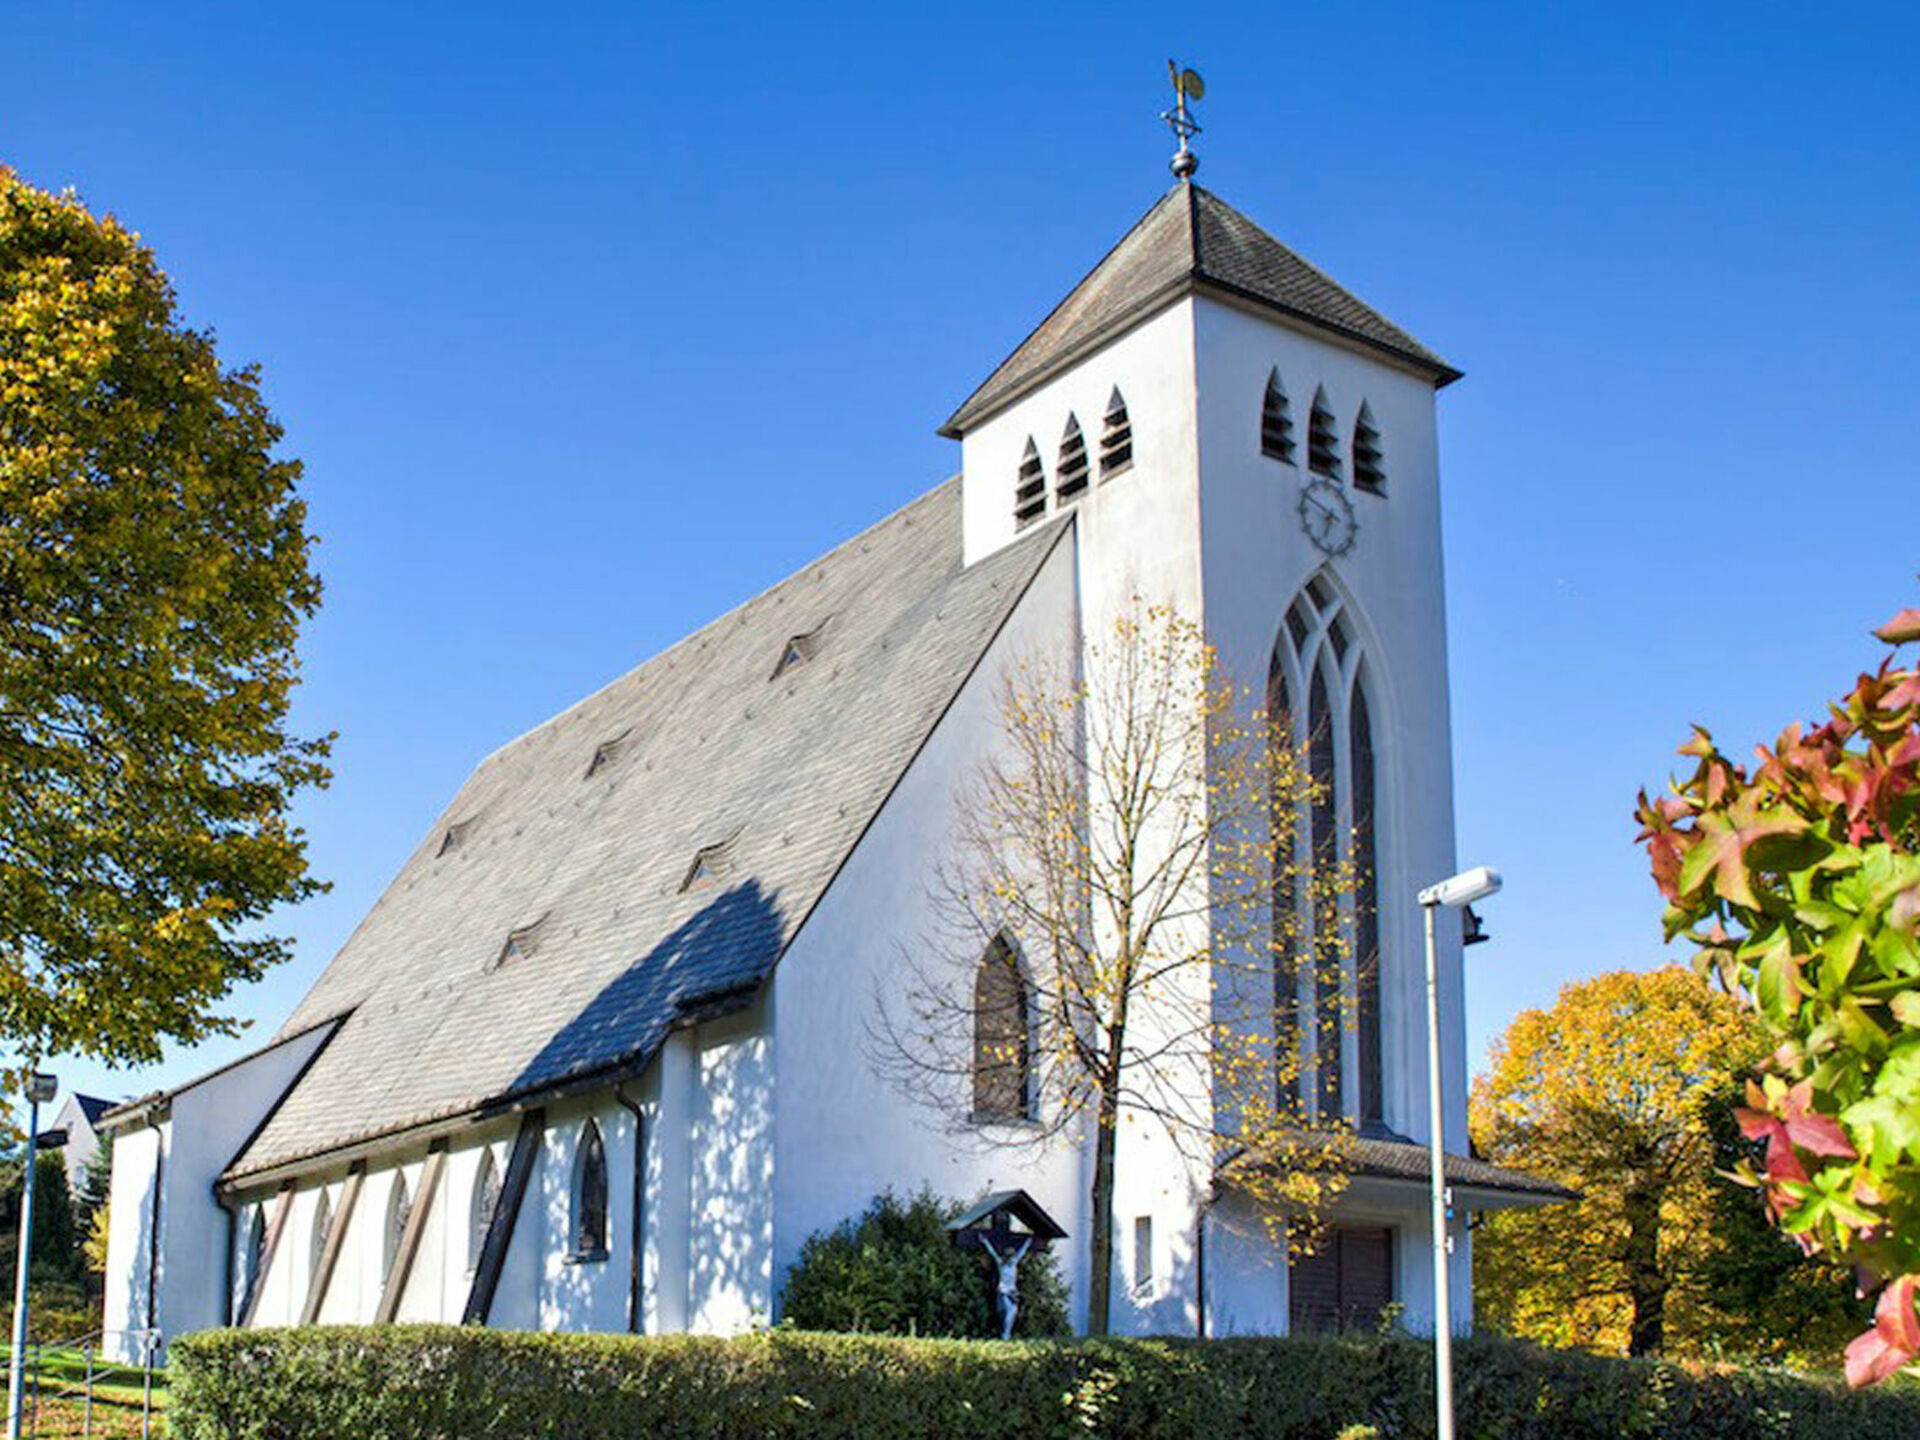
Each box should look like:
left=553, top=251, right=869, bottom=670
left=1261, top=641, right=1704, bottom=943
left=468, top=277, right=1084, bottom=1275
left=2, top=1346, right=166, bottom=1438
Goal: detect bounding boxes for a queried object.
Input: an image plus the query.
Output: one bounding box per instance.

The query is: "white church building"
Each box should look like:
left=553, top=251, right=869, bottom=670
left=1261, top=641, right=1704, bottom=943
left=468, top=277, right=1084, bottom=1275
left=101, top=165, right=1562, bottom=1356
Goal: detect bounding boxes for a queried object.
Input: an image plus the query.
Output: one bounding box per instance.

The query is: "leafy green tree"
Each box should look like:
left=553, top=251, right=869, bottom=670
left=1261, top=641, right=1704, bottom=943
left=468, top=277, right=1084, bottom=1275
left=0, top=1150, right=82, bottom=1286
left=0, top=169, right=329, bottom=1069
left=1635, top=600, right=1920, bottom=1385
left=1471, top=967, right=1764, bottom=1357
left=780, top=1189, right=1069, bottom=1339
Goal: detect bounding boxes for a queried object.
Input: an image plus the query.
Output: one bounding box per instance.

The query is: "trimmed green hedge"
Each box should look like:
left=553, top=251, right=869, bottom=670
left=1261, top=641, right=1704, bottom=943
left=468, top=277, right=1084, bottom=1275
left=170, top=1324, right=1920, bottom=1440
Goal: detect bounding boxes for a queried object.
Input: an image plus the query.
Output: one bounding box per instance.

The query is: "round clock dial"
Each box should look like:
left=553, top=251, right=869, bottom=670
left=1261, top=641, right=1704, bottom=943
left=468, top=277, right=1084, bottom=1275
left=1297, top=478, right=1357, bottom=557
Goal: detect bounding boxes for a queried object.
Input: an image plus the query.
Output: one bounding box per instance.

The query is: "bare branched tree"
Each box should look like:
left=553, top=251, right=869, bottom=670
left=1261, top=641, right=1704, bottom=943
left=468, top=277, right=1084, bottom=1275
left=872, top=601, right=1360, bottom=1334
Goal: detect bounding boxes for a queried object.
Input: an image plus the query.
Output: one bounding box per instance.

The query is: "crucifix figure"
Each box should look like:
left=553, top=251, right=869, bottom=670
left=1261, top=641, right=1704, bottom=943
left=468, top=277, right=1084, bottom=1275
left=977, top=1228, right=1033, bottom=1340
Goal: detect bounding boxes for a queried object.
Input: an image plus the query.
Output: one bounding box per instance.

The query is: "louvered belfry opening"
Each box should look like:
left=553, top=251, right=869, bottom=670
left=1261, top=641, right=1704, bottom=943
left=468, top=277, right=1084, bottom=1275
left=1261, top=370, right=1297, bottom=463
left=1308, top=389, right=1341, bottom=478
left=1099, top=388, right=1133, bottom=479
left=1353, top=403, right=1386, bottom=494
left=1055, top=415, right=1090, bottom=502
left=1014, top=438, right=1047, bottom=529
left=1289, top=1224, right=1394, bottom=1332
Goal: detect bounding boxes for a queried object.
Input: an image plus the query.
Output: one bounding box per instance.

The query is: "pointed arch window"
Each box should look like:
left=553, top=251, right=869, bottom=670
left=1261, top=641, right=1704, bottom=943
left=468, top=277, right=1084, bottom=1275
left=1055, top=415, right=1090, bottom=502
left=1014, top=439, right=1046, bottom=530
left=972, top=935, right=1032, bottom=1121
left=1262, top=370, right=1297, bottom=463
left=309, top=1190, right=333, bottom=1282
left=384, top=1174, right=411, bottom=1281
left=1353, top=403, right=1386, bottom=494
left=1271, top=577, right=1383, bottom=1128
left=1268, top=658, right=1300, bottom=1112
left=1099, top=389, right=1133, bottom=480
left=571, top=1121, right=609, bottom=1260
left=469, top=1150, right=501, bottom=1273
left=1308, top=389, right=1341, bottom=479
left=1351, top=685, right=1383, bottom=1128
left=241, top=1207, right=267, bottom=1309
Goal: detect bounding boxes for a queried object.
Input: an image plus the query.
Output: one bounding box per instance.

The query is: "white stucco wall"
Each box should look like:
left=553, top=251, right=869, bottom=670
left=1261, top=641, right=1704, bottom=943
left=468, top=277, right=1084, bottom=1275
left=771, top=525, right=1090, bottom=1324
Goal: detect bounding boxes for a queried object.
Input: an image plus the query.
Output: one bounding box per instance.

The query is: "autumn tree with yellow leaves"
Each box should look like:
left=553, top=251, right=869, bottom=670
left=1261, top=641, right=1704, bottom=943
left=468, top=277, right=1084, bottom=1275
left=873, top=602, right=1355, bottom=1335
left=0, top=169, right=329, bottom=1071
left=1469, top=966, right=1864, bottom=1359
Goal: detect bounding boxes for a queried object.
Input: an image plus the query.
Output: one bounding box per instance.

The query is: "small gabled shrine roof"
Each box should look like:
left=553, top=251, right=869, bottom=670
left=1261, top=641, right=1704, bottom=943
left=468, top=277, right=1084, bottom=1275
left=941, top=184, right=1459, bottom=438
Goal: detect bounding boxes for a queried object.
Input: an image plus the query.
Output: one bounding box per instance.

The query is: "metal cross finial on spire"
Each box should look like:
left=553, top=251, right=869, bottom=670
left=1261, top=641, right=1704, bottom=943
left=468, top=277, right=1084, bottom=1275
left=1163, top=61, right=1205, bottom=180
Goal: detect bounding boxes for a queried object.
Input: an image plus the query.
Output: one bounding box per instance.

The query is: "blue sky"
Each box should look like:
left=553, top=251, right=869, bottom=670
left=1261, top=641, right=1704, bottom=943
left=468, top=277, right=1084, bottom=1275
left=3, top=1, right=1917, bottom=1120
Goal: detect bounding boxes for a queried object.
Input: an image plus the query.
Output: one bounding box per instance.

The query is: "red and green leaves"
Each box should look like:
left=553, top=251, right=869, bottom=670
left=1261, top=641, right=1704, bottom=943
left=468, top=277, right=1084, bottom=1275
left=1638, top=598, right=1920, bottom=1385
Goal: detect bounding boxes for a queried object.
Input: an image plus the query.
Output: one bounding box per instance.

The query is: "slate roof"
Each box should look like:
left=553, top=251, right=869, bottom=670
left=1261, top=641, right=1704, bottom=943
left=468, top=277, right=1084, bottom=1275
left=224, top=481, right=1068, bottom=1183
left=1244, top=1134, right=1573, bottom=1204
left=942, top=183, right=1459, bottom=438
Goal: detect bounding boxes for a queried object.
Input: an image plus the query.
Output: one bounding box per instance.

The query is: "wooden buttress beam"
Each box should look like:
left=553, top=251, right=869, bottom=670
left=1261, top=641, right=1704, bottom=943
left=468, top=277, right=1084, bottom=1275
left=462, top=1109, right=545, bottom=1326
left=299, top=1162, right=364, bottom=1326
left=374, top=1142, right=447, bottom=1325
left=236, top=1182, right=296, bottom=1328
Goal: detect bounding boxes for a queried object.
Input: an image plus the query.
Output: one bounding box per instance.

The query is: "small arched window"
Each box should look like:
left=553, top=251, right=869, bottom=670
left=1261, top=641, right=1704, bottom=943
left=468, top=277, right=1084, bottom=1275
left=1099, top=389, right=1133, bottom=480
left=469, top=1150, right=501, bottom=1273
left=1262, top=370, right=1297, bottom=463
left=972, top=935, right=1031, bottom=1121
left=384, top=1174, right=411, bottom=1281
left=309, top=1190, right=333, bottom=1282
left=1353, top=403, right=1386, bottom=494
left=1308, top=389, right=1341, bottom=479
left=572, top=1121, right=609, bottom=1259
left=1014, top=439, right=1046, bottom=530
left=1055, top=415, right=1090, bottom=502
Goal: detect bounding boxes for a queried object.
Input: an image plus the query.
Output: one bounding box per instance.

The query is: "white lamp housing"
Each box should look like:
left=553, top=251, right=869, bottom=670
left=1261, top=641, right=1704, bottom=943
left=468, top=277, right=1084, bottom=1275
left=1417, top=865, right=1502, bottom=910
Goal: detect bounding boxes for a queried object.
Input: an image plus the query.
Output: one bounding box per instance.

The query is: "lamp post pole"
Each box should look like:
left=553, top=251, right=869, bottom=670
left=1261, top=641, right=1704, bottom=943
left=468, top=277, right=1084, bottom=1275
left=1421, top=899, right=1455, bottom=1440
left=1415, top=867, right=1500, bottom=1440
left=7, top=1072, right=56, bottom=1440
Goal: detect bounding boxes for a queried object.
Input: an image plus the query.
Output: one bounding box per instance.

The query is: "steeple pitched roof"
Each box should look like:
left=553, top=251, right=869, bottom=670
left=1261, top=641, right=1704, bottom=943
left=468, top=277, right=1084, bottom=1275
left=941, top=184, right=1459, bottom=438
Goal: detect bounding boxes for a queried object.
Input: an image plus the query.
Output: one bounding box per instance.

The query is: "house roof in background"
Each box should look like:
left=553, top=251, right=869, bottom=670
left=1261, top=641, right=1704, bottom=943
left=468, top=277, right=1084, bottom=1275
left=941, top=183, right=1459, bottom=437
left=222, top=481, right=1069, bottom=1184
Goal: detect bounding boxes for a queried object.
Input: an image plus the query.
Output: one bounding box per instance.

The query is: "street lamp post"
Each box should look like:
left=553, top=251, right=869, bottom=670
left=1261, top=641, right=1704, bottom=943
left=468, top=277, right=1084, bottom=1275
left=1416, top=866, right=1501, bottom=1440
left=7, top=1071, right=57, bottom=1440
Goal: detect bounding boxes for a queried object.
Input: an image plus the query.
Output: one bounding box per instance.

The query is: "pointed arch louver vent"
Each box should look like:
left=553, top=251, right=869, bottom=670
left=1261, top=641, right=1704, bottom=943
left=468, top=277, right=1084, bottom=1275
left=1353, top=403, right=1386, bottom=494
left=1308, top=389, right=1341, bottom=479
left=1261, top=370, right=1297, bottom=463
left=1013, top=438, right=1046, bottom=530
left=1099, top=389, right=1133, bottom=480
left=1055, top=415, right=1090, bottom=502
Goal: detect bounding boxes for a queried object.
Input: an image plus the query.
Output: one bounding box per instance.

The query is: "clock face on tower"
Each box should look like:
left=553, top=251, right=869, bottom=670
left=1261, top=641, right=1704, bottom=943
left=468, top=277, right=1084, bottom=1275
left=1297, top=478, right=1357, bottom=557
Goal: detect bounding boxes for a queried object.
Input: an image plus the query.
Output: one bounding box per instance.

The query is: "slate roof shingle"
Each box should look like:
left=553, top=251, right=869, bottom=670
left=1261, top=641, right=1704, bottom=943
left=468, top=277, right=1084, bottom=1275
left=941, top=184, right=1459, bottom=438
left=225, top=481, right=1068, bottom=1184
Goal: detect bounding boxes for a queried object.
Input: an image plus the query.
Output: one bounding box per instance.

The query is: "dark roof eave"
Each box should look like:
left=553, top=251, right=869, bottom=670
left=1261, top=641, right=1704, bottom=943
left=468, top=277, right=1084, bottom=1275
left=939, top=273, right=1460, bottom=440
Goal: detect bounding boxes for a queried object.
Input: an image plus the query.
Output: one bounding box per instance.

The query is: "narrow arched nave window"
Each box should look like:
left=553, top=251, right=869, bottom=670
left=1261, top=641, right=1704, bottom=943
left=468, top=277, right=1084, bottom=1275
left=972, top=935, right=1032, bottom=1121
left=572, top=1121, right=609, bottom=1258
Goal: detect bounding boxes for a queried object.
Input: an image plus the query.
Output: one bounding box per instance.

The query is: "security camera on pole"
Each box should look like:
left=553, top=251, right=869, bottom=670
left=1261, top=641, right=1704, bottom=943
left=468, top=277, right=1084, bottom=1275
left=1415, top=867, right=1500, bottom=1440
left=7, top=1070, right=57, bottom=1440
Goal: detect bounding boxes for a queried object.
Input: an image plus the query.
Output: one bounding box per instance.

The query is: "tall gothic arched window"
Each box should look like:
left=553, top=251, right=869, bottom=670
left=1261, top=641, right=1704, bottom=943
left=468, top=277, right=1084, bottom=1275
left=972, top=935, right=1031, bottom=1121
left=1270, top=575, right=1385, bottom=1128
left=1351, top=685, right=1382, bottom=1128
left=572, top=1121, right=609, bottom=1259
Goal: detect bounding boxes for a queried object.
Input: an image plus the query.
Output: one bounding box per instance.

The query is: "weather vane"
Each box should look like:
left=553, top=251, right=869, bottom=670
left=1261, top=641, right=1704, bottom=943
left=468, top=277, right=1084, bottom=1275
left=1163, top=61, right=1205, bottom=180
